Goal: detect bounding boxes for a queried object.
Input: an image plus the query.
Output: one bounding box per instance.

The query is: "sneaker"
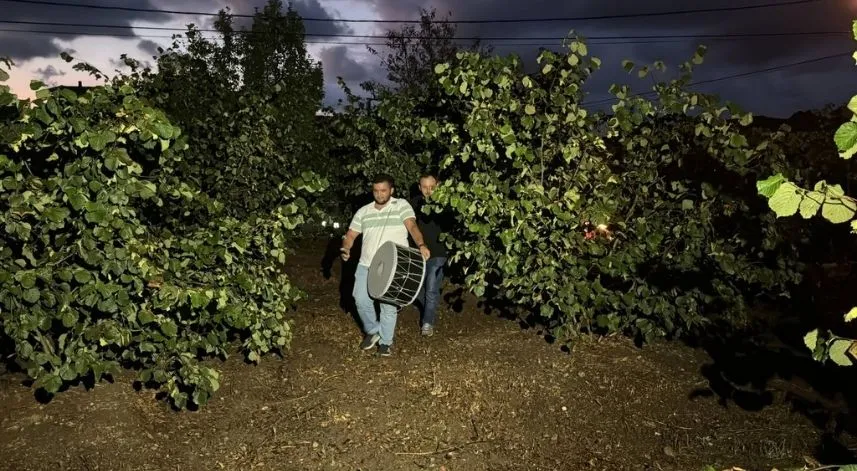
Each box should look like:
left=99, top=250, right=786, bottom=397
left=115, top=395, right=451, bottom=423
left=360, top=333, right=380, bottom=350
left=421, top=323, right=434, bottom=337
left=377, top=344, right=392, bottom=357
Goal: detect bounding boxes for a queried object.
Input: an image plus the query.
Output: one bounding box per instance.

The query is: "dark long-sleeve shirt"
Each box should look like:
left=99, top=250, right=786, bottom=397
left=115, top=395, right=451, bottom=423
left=412, top=195, right=449, bottom=259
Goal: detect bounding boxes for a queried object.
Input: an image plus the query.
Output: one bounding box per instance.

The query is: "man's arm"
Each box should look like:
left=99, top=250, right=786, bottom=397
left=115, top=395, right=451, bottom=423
left=340, top=210, right=363, bottom=261
left=404, top=218, right=426, bottom=247
left=405, top=218, right=431, bottom=260
left=339, top=229, right=360, bottom=261
left=341, top=228, right=360, bottom=250
left=399, top=201, right=430, bottom=259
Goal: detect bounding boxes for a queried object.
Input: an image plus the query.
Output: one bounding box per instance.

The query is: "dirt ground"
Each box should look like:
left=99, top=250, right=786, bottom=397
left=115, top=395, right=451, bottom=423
left=0, top=239, right=843, bottom=470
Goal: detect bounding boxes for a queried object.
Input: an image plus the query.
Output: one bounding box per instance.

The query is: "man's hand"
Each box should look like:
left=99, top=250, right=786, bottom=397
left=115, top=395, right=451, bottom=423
left=340, top=247, right=350, bottom=261
left=419, top=245, right=430, bottom=260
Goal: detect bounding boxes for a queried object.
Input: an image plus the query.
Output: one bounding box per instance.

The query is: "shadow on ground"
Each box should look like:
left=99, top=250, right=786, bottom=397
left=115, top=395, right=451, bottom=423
left=434, top=258, right=857, bottom=463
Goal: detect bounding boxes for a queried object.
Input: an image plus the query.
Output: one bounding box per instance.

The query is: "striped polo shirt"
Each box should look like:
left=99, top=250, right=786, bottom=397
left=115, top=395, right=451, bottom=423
left=349, top=197, right=416, bottom=267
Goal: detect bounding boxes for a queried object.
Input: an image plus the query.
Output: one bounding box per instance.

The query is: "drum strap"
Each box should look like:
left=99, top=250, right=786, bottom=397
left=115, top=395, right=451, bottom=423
left=370, top=201, right=395, bottom=257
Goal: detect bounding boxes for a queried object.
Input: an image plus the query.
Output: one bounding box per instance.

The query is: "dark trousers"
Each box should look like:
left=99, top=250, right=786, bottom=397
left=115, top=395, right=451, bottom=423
left=417, top=256, right=447, bottom=326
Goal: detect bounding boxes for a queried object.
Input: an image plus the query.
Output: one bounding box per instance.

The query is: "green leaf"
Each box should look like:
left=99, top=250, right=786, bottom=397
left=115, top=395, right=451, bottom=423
left=189, top=291, right=210, bottom=309
left=828, top=339, right=854, bottom=366
left=821, top=198, right=856, bottom=224
left=524, top=104, right=536, bottom=115
left=756, top=174, right=785, bottom=198
left=798, top=191, right=822, bottom=219
left=65, top=188, right=88, bottom=210
left=540, top=304, right=554, bottom=318
left=767, top=182, right=801, bottom=217
left=728, top=133, right=747, bottom=148
left=152, top=122, right=174, bottom=139
left=138, top=310, right=155, bottom=324
left=847, top=95, right=857, bottom=115
left=73, top=269, right=92, bottom=284
left=61, top=309, right=78, bottom=328
left=434, top=62, right=449, bottom=74
left=0, top=68, right=8, bottom=81
left=681, top=199, right=693, bottom=210
left=88, top=130, right=116, bottom=152
left=834, top=122, right=857, bottom=158
left=844, top=307, right=857, bottom=322
left=803, top=329, right=819, bottom=351
left=84, top=202, right=109, bottom=225
left=35, top=373, right=62, bottom=394
left=138, top=181, right=157, bottom=199
left=160, top=320, right=178, bottom=338
left=23, top=287, right=40, bottom=304
left=16, top=271, right=37, bottom=289
left=43, top=206, right=70, bottom=223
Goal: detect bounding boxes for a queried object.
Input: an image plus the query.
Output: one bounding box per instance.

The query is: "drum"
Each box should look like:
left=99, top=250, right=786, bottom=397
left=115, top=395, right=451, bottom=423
left=367, top=241, right=426, bottom=307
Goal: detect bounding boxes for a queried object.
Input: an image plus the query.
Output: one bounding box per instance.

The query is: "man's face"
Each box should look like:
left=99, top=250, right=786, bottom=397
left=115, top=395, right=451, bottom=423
left=419, top=176, right=437, bottom=198
left=372, top=181, right=393, bottom=205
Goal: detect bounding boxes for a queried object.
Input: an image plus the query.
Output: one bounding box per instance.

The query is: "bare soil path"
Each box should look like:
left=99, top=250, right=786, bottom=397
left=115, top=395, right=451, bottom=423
left=0, top=239, right=830, bottom=470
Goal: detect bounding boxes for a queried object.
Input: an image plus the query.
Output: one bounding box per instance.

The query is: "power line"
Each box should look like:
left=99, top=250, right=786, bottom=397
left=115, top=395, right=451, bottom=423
left=0, top=19, right=848, bottom=41
left=0, top=0, right=828, bottom=24
left=0, top=27, right=850, bottom=48
left=582, top=51, right=852, bottom=107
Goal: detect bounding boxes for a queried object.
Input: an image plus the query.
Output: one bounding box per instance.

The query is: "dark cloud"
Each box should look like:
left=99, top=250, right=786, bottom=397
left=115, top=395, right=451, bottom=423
left=0, top=0, right=352, bottom=62
left=184, top=0, right=354, bottom=36
left=0, top=0, right=175, bottom=61
left=319, top=45, right=371, bottom=83
left=33, top=65, right=66, bottom=85
left=138, top=39, right=162, bottom=58
left=363, top=0, right=857, bottom=116
left=290, top=0, right=355, bottom=36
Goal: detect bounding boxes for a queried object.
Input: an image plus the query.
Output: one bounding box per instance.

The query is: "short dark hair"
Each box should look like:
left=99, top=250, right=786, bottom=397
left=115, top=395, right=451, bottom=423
left=419, top=171, right=438, bottom=182
left=373, top=173, right=395, bottom=188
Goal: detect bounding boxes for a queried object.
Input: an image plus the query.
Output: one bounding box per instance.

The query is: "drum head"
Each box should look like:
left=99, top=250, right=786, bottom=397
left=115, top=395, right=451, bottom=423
left=367, top=241, right=397, bottom=299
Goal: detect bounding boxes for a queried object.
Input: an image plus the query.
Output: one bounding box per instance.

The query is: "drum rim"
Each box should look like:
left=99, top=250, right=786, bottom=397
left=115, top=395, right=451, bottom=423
left=372, top=242, right=397, bottom=300
left=398, top=244, right=427, bottom=307
left=369, top=241, right=427, bottom=307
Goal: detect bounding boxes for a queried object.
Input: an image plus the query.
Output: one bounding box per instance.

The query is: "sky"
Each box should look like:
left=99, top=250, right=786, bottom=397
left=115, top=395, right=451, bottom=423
left=1, top=0, right=857, bottom=118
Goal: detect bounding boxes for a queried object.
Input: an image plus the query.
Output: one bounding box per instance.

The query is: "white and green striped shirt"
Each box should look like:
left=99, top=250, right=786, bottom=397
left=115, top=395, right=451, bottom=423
left=349, top=197, right=416, bottom=266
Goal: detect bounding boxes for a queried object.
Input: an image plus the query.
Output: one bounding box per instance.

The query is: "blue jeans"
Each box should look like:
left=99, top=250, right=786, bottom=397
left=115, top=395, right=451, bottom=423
left=417, top=256, right=447, bottom=326
left=353, top=264, right=398, bottom=346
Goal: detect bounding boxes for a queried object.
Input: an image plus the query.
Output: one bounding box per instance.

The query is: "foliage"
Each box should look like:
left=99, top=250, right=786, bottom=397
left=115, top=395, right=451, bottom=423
left=0, top=53, right=322, bottom=409
left=331, top=81, right=434, bottom=200
left=125, top=0, right=328, bottom=221
left=331, top=9, right=491, bottom=200
left=366, top=7, right=490, bottom=99
left=358, top=34, right=805, bottom=344
left=756, top=20, right=857, bottom=367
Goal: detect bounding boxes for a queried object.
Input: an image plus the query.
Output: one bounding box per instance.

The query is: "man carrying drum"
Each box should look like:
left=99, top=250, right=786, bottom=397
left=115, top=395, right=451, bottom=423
left=340, top=174, right=431, bottom=357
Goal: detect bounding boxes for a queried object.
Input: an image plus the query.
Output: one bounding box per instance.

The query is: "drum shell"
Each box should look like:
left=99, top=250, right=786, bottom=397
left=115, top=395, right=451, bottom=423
left=367, top=241, right=426, bottom=307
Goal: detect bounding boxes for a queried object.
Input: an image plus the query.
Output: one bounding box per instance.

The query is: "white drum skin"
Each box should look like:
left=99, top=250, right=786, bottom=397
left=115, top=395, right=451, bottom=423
left=367, top=241, right=427, bottom=307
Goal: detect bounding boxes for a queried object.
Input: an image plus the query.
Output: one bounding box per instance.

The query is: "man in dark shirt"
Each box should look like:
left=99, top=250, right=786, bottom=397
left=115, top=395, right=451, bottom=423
left=412, top=172, right=449, bottom=337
